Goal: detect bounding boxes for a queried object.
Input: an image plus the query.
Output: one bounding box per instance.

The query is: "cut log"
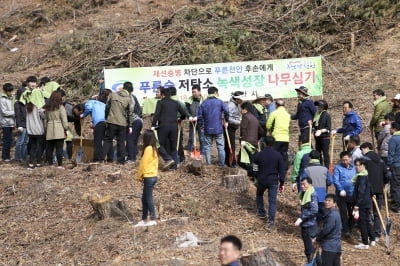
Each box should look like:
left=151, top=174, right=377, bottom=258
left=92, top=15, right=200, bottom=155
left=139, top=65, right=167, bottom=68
left=221, top=169, right=248, bottom=193
left=187, top=160, right=202, bottom=176
left=241, top=247, right=281, bottom=266
left=88, top=195, right=134, bottom=222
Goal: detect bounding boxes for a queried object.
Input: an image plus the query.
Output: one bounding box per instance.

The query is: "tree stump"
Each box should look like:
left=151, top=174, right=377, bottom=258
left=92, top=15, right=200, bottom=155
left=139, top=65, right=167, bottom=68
left=88, top=195, right=133, bottom=221
left=221, top=169, right=248, bottom=193
left=187, top=160, right=202, bottom=176
left=241, top=247, right=281, bottom=266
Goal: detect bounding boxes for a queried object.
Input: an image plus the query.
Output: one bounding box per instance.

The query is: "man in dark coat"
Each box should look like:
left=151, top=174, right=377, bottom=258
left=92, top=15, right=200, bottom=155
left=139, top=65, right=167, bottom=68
left=291, top=86, right=316, bottom=141
left=253, top=136, right=285, bottom=229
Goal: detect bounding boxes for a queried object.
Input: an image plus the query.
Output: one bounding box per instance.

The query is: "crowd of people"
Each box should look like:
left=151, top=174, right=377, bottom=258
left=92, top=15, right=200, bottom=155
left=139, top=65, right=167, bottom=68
left=2, top=77, right=400, bottom=265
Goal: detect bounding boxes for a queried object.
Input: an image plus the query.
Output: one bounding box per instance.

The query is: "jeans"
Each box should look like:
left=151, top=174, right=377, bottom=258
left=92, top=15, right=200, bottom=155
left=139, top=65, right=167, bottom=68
left=224, top=126, right=237, bottom=166
left=315, top=137, right=330, bottom=167
left=142, top=177, right=157, bottom=220
left=15, top=128, right=29, bottom=161
left=321, top=251, right=341, bottom=266
left=103, top=123, right=127, bottom=163
left=28, top=134, right=45, bottom=165
left=126, top=119, right=143, bottom=161
left=301, top=225, right=318, bottom=262
left=390, top=167, right=400, bottom=210
left=92, top=121, right=106, bottom=162
left=46, top=139, right=64, bottom=166
left=336, top=195, right=354, bottom=234
left=186, top=122, right=205, bottom=154
left=256, top=182, right=278, bottom=223
left=204, top=133, right=225, bottom=166
left=2, top=127, right=13, bottom=160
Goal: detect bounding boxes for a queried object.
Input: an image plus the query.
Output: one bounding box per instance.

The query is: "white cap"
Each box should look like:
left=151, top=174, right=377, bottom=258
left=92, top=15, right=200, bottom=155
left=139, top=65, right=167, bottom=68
left=391, top=94, right=400, bottom=102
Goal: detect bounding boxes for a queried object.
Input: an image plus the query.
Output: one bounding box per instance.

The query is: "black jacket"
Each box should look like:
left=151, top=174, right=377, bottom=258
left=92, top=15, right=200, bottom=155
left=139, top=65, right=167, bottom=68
left=353, top=174, right=373, bottom=209
left=364, top=151, right=387, bottom=194
left=314, top=110, right=331, bottom=138
left=14, top=101, right=26, bottom=128
left=152, top=97, right=186, bottom=127
left=253, top=147, right=285, bottom=185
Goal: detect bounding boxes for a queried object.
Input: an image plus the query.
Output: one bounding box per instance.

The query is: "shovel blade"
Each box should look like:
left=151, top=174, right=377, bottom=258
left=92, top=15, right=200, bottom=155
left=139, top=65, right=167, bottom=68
left=190, top=147, right=201, bottom=160
left=386, top=219, right=392, bottom=235
left=76, top=148, right=83, bottom=163
left=385, top=235, right=390, bottom=248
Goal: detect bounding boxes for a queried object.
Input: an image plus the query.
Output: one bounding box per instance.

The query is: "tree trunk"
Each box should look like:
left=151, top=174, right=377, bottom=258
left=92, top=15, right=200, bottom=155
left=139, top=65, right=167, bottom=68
left=187, top=160, right=202, bottom=176
left=241, top=247, right=281, bottom=266
left=221, top=169, right=248, bottom=193
left=88, top=195, right=134, bottom=222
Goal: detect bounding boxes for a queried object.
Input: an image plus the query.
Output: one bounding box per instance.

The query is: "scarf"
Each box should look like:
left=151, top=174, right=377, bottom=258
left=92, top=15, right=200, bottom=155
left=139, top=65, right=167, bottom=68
left=298, top=186, right=315, bottom=206
left=393, top=131, right=400, bottom=136
left=207, top=94, right=218, bottom=99
left=20, top=88, right=45, bottom=108
left=239, top=142, right=257, bottom=164
left=351, top=169, right=368, bottom=184
left=313, top=110, right=325, bottom=127
left=309, top=158, right=320, bottom=164
left=253, top=102, right=265, bottom=114
left=42, top=81, right=60, bottom=98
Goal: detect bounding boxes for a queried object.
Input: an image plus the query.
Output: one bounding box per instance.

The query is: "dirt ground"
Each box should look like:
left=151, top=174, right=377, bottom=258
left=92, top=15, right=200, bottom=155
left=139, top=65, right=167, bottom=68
left=1, top=0, right=400, bottom=265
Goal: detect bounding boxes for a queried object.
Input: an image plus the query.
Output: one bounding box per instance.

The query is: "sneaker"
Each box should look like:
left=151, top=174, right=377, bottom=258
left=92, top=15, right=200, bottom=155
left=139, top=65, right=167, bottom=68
left=134, top=220, right=147, bottom=227
left=162, top=160, right=175, bottom=171
left=28, top=164, right=35, bottom=169
left=256, top=213, right=267, bottom=219
left=354, top=243, right=369, bottom=249
left=370, top=241, right=376, bottom=247
left=146, top=220, right=157, bottom=226
left=4, top=159, right=11, bottom=163
left=374, top=237, right=380, bottom=242
left=36, top=164, right=41, bottom=167
left=57, top=166, right=65, bottom=169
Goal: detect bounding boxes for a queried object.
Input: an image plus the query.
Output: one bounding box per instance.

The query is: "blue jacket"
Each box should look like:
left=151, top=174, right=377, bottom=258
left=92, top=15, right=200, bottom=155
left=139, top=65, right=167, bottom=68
left=300, top=191, right=319, bottom=228
left=388, top=133, right=400, bottom=168
left=82, top=100, right=106, bottom=127
left=253, top=146, right=285, bottom=186
left=197, top=96, right=229, bottom=135
left=336, top=110, right=363, bottom=137
left=333, top=163, right=356, bottom=197
left=291, top=98, right=316, bottom=128
left=316, top=208, right=342, bottom=252
left=302, top=161, right=332, bottom=204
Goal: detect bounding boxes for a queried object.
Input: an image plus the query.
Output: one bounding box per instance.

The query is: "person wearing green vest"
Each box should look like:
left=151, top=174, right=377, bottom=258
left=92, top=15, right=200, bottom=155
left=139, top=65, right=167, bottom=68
left=370, top=89, right=391, bottom=140
left=292, top=134, right=312, bottom=192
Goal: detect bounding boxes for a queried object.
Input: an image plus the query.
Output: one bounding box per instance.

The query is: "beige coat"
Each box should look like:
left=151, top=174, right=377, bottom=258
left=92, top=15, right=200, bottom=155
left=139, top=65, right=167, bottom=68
left=45, top=105, right=68, bottom=140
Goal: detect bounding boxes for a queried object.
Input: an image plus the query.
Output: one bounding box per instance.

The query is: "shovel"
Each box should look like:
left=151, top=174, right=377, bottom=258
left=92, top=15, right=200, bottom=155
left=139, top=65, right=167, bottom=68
left=372, top=196, right=389, bottom=249
left=176, top=121, right=181, bottom=151
left=224, top=126, right=234, bottom=166
left=329, top=134, right=335, bottom=174
left=304, top=248, right=321, bottom=266
left=384, top=185, right=392, bottom=248
left=370, top=126, right=377, bottom=152
left=190, top=121, right=201, bottom=160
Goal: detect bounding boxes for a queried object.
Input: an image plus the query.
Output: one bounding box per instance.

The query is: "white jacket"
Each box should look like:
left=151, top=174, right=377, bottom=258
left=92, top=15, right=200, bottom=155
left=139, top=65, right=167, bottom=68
left=0, top=93, right=15, bottom=127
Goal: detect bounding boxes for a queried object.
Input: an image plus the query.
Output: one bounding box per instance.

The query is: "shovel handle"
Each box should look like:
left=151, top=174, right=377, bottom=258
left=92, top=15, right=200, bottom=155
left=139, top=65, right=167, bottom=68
left=372, top=196, right=387, bottom=234
left=384, top=185, right=390, bottom=219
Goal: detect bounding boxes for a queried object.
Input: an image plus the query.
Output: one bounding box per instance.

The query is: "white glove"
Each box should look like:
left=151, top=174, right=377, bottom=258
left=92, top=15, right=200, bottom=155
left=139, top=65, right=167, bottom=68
left=189, top=116, right=194, bottom=122
left=379, top=121, right=385, bottom=127
left=17, top=127, right=23, bottom=132
left=240, top=141, right=246, bottom=147
left=315, top=130, right=322, bottom=137
left=294, top=218, right=302, bottom=226
left=224, top=122, right=228, bottom=128
left=331, top=129, right=337, bottom=135
left=292, top=183, right=297, bottom=192
left=352, top=208, right=359, bottom=221
left=340, top=190, right=346, bottom=197
left=128, top=127, right=132, bottom=135
left=80, top=114, right=84, bottom=118
left=193, top=116, right=197, bottom=121
left=344, top=135, right=350, bottom=141
left=151, top=127, right=156, bottom=131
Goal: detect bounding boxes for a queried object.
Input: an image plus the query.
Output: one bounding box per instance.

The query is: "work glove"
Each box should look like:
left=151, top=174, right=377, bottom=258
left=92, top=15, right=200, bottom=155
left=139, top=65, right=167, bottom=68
left=292, top=183, right=297, bottom=192
left=294, top=218, right=302, bottom=226
left=189, top=116, right=194, bottom=122
left=128, top=127, right=132, bottom=135
left=151, top=127, right=156, bottom=131
left=352, top=207, right=359, bottom=221
left=379, top=121, right=386, bottom=127
left=331, top=129, right=337, bottom=135
left=17, top=127, right=23, bottom=132
left=240, top=141, right=246, bottom=147
left=193, top=116, right=197, bottom=121
left=315, top=130, right=322, bottom=137
left=279, top=184, right=285, bottom=193
left=340, top=190, right=346, bottom=197
left=344, top=135, right=350, bottom=141
left=224, top=122, right=228, bottom=128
